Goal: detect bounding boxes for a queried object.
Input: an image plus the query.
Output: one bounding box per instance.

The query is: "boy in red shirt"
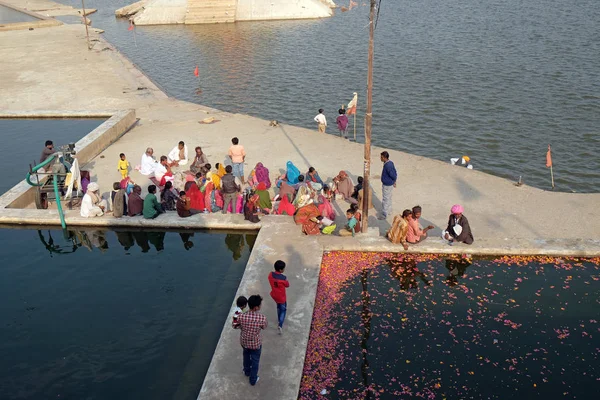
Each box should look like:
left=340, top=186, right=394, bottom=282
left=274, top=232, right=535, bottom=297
left=268, top=260, right=289, bottom=334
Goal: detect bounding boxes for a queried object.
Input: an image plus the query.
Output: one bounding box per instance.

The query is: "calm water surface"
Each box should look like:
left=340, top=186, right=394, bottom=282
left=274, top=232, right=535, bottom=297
left=61, top=0, right=599, bottom=193
left=0, top=228, right=256, bottom=400
left=0, top=119, right=105, bottom=193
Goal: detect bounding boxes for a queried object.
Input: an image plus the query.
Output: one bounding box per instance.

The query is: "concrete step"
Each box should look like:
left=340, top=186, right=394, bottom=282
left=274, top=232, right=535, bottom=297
left=184, top=0, right=238, bottom=24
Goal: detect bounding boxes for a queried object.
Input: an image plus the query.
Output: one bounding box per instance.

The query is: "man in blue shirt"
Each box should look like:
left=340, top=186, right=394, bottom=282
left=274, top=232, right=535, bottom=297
left=379, top=151, right=397, bottom=220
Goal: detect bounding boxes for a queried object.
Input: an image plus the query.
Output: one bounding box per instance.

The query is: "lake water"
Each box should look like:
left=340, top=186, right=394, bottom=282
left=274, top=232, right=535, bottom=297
left=0, top=228, right=256, bottom=400
left=0, top=119, right=105, bottom=193
left=301, top=252, right=600, bottom=399
left=0, top=4, right=39, bottom=24
left=60, top=0, right=600, bottom=193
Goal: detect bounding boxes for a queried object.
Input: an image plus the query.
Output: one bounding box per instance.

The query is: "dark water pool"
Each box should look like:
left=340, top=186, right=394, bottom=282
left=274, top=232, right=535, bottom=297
left=301, top=252, right=600, bottom=399
left=0, top=119, right=105, bottom=193
left=0, top=228, right=256, bottom=400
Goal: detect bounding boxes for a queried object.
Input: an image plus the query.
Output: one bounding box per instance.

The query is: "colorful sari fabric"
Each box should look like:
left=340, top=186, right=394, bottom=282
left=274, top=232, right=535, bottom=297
left=294, top=204, right=321, bottom=235
left=254, top=162, right=271, bottom=189
left=278, top=181, right=296, bottom=202
left=203, top=181, right=214, bottom=211
left=185, top=182, right=205, bottom=210
left=211, top=164, right=226, bottom=190
left=388, top=215, right=409, bottom=245
left=244, top=194, right=261, bottom=223
left=276, top=195, right=296, bottom=216
left=318, top=195, right=336, bottom=220
left=286, top=161, right=300, bottom=185
left=256, top=182, right=272, bottom=210
left=293, top=184, right=315, bottom=208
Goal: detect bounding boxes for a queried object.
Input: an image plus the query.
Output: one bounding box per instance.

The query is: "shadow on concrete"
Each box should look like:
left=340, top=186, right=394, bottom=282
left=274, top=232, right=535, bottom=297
left=455, top=176, right=483, bottom=201
left=278, top=125, right=313, bottom=170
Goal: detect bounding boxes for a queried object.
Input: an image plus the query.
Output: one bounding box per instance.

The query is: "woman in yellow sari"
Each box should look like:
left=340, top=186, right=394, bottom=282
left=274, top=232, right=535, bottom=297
left=210, top=163, right=226, bottom=190
left=387, top=209, right=412, bottom=250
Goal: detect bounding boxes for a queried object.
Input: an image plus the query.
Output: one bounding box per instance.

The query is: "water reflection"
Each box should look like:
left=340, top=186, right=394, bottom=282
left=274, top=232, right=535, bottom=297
left=36, top=229, right=257, bottom=260
left=445, top=257, right=472, bottom=286
left=179, top=232, right=194, bottom=250
left=389, top=258, right=432, bottom=291
left=225, top=234, right=245, bottom=261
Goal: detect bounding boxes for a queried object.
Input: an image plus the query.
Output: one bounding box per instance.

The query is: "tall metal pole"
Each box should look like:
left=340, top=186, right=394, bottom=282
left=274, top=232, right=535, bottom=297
left=362, top=0, right=376, bottom=233
left=81, top=0, right=91, bottom=50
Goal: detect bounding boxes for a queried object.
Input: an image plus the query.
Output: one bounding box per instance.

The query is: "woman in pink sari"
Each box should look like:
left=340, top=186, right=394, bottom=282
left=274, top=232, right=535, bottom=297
left=255, top=162, right=271, bottom=189
left=318, top=194, right=336, bottom=220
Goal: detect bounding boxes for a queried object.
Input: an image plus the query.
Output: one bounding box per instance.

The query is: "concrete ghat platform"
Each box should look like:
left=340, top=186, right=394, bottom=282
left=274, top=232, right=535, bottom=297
left=1, top=21, right=600, bottom=400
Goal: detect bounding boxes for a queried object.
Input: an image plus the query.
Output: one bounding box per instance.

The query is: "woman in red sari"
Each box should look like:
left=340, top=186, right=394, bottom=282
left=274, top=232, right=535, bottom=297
left=276, top=194, right=296, bottom=216
left=185, top=181, right=205, bottom=212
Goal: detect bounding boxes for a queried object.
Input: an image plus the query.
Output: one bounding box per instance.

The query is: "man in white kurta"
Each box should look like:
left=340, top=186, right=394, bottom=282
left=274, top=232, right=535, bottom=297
left=80, top=182, right=108, bottom=217
left=140, top=148, right=158, bottom=176
left=167, top=141, right=188, bottom=166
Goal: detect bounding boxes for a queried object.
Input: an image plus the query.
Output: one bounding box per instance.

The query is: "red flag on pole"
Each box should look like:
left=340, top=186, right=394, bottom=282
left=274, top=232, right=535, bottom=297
left=347, top=92, right=358, bottom=115
left=546, top=144, right=553, bottom=168
left=128, top=21, right=134, bottom=31
left=194, top=65, right=199, bottom=77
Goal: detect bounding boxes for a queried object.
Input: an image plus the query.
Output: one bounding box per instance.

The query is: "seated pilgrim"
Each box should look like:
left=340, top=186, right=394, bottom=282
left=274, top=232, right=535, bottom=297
left=140, top=148, right=158, bottom=176
left=80, top=182, right=108, bottom=217
left=168, top=141, right=189, bottom=167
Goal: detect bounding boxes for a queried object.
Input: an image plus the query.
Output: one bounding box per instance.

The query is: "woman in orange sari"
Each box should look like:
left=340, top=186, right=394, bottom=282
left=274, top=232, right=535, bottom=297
left=294, top=204, right=321, bottom=235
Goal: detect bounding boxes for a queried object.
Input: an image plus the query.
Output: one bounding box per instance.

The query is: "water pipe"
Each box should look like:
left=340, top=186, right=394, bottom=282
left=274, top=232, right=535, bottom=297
left=26, top=155, right=67, bottom=230
left=26, top=154, right=56, bottom=186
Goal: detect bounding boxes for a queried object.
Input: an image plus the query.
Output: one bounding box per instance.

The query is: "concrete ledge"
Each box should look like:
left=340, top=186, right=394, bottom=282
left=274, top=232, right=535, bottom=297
left=0, top=208, right=263, bottom=229
left=0, top=110, right=136, bottom=209
left=318, top=235, right=600, bottom=257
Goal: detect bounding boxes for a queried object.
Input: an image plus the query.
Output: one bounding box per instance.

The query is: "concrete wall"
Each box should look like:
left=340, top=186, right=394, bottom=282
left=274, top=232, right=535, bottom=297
left=0, top=110, right=136, bottom=210
left=133, top=0, right=187, bottom=25
left=236, top=0, right=333, bottom=21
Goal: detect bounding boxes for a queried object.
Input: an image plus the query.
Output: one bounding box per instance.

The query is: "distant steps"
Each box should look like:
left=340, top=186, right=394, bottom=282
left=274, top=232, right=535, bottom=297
left=184, top=0, right=238, bottom=24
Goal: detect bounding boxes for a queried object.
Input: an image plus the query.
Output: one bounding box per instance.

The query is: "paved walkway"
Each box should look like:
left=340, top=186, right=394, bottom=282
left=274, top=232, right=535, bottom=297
left=198, top=217, right=323, bottom=400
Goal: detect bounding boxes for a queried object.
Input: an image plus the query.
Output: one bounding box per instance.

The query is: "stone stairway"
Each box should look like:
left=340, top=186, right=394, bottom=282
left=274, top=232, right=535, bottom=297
left=184, top=0, right=238, bottom=24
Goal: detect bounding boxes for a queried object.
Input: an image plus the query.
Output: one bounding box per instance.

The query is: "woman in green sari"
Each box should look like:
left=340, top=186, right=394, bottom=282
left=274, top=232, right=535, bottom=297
left=256, top=182, right=272, bottom=213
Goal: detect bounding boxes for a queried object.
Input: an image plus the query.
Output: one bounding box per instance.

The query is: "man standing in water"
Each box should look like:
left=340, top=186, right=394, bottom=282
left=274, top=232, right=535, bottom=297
left=234, top=294, right=267, bottom=386
left=379, top=151, right=397, bottom=220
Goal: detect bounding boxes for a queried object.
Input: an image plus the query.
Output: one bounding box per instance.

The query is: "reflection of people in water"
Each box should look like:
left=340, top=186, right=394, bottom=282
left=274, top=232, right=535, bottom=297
left=225, top=234, right=245, bottom=261
left=115, top=231, right=134, bottom=251
left=445, top=257, right=472, bottom=286
left=245, top=233, right=257, bottom=252
left=179, top=232, right=195, bottom=250
left=87, top=230, right=109, bottom=252
left=132, top=231, right=150, bottom=253
left=147, top=232, right=166, bottom=252
left=389, top=258, right=431, bottom=290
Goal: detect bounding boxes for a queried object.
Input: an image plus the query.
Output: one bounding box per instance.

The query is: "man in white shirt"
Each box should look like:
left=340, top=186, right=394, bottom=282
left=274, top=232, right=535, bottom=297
left=314, top=108, right=327, bottom=133
left=140, top=148, right=158, bottom=176
left=80, top=182, right=108, bottom=217
left=167, top=141, right=188, bottom=166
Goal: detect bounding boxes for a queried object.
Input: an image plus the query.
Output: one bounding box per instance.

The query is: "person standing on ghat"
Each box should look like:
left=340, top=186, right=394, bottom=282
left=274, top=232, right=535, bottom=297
left=314, top=108, right=327, bottom=133
left=379, top=151, right=397, bottom=220
left=234, top=294, right=267, bottom=386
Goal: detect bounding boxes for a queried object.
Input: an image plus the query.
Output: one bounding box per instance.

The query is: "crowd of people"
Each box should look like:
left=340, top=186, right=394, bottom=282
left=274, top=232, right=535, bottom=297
left=68, top=135, right=473, bottom=245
